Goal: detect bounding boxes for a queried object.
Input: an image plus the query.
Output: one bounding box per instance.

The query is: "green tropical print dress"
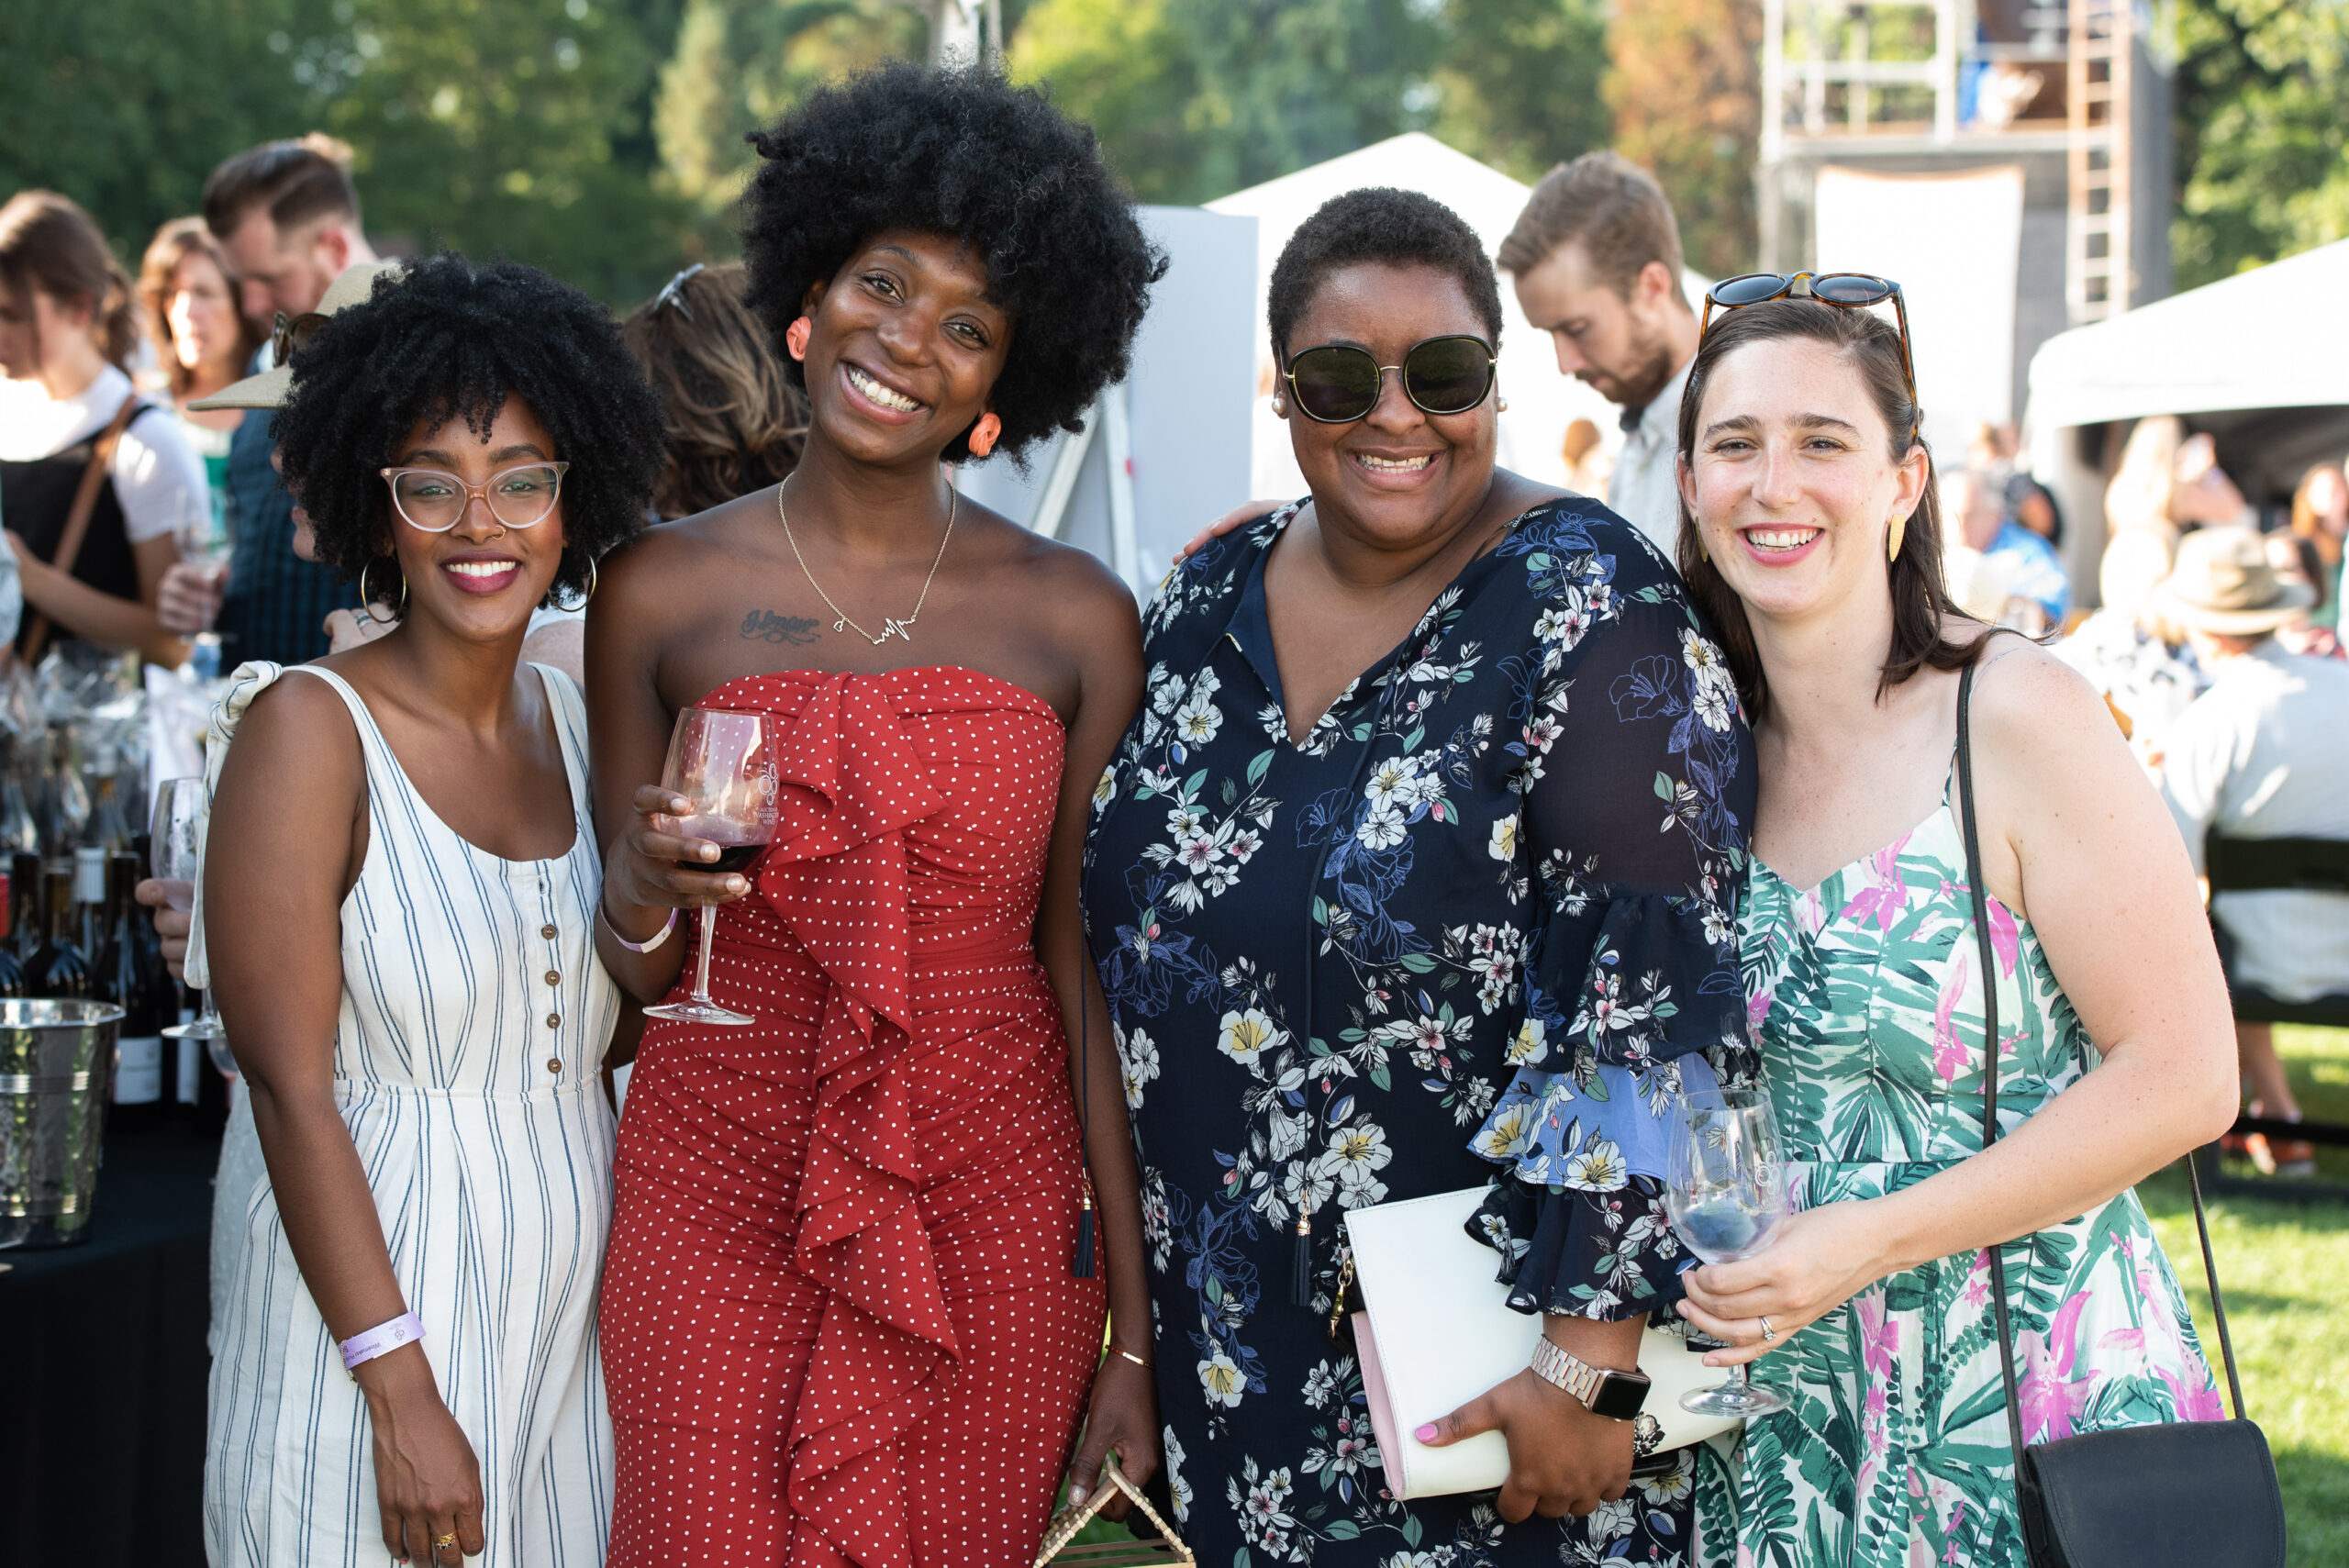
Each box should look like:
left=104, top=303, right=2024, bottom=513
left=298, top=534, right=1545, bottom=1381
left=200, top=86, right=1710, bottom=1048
left=1691, top=792, right=2223, bottom=1567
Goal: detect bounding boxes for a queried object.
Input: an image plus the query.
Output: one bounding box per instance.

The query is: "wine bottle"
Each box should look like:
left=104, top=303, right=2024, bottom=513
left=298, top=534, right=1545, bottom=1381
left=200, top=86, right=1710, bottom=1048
left=103, top=852, right=170, bottom=1129
left=0, top=865, right=25, bottom=1000
left=31, top=868, right=91, bottom=999
left=87, top=745, right=134, bottom=855
left=11, top=851, right=43, bottom=975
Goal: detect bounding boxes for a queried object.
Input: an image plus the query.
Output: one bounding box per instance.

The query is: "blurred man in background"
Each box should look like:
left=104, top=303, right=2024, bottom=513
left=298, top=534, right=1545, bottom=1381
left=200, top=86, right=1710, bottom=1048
left=1497, top=151, right=1701, bottom=557
left=153, top=135, right=370, bottom=662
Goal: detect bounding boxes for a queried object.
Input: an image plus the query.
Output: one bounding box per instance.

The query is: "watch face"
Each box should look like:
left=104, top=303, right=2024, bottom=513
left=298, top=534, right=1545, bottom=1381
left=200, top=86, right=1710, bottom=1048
left=1590, top=1370, right=1653, bottom=1423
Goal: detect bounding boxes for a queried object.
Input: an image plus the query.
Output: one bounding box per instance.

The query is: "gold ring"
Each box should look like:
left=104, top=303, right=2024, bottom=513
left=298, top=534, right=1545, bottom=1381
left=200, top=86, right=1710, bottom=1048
left=431, top=1534, right=458, bottom=1550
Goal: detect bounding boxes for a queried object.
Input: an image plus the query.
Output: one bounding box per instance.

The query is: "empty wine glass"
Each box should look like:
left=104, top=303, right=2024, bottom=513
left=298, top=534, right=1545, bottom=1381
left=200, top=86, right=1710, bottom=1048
left=1665, top=1084, right=1793, bottom=1417
left=642, top=707, right=778, bottom=1029
left=151, top=776, right=232, bottom=1073
left=174, top=489, right=233, bottom=630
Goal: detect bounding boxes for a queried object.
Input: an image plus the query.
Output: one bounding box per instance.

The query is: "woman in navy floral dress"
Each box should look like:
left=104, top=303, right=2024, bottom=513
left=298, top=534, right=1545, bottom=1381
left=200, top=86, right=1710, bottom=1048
left=1082, top=190, right=1755, bottom=1566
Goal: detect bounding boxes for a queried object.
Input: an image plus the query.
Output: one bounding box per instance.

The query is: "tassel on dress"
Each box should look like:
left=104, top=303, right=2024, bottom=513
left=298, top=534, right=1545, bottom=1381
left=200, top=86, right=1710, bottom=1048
left=1289, top=1212, right=1314, bottom=1306
left=1073, top=1177, right=1097, bottom=1278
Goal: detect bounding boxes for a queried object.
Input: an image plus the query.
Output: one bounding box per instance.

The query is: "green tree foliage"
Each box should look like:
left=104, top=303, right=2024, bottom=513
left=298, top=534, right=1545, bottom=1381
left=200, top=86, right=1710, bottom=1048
left=1009, top=0, right=1441, bottom=203
left=2172, top=0, right=2349, bottom=289
left=1, top=0, right=703, bottom=308
left=1604, top=0, right=1762, bottom=278
left=1426, top=0, right=1610, bottom=185
left=0, top=0, right=328, bottom=260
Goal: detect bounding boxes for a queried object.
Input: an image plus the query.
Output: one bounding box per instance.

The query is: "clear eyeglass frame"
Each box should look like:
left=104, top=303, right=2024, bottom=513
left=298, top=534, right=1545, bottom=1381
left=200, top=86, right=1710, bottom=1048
left=377, top=461, right=571, bottom=532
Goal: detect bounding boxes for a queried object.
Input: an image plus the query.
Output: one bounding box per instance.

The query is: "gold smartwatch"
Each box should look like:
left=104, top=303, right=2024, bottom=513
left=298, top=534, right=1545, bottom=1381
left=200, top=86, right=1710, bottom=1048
left=1529, top=1337, right=1653, bottom=1421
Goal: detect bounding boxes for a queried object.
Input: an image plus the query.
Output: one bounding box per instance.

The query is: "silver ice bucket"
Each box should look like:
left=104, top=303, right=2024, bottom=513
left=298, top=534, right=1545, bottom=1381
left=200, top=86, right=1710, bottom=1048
left=0, top=998, right=128, bottom=1249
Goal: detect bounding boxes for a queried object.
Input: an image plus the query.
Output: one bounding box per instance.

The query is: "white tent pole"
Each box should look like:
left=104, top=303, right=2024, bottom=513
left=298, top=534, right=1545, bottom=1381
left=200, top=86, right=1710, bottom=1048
left=1027, top=414, right=1097, bottom=540
left=1103, top=386, right=1140, bottom=590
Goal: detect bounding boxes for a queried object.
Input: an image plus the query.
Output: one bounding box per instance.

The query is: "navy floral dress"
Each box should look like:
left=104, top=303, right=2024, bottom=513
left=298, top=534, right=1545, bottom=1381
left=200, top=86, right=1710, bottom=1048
left=1083, top=497, right=1756, bottom=1566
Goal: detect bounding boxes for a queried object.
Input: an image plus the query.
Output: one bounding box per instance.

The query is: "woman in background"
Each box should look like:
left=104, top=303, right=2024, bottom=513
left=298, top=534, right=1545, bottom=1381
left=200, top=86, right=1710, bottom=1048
left=138, top=217, right=262, bottom=543
left=2289, top=461, right=2347, bottom=632
left=621, top=260, right=807, bottom=520
left=0, top=190, right=197, bottom=662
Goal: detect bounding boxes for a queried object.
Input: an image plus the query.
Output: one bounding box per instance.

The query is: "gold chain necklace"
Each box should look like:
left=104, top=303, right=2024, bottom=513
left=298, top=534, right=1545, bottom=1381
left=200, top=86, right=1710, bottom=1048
left=777, top=484, right=957, bottom=645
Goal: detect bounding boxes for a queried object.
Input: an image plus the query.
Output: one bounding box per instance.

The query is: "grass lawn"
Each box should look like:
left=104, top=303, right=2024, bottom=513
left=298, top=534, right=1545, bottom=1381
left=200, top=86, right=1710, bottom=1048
left=2138, top=1023, right=2349, bottom=1567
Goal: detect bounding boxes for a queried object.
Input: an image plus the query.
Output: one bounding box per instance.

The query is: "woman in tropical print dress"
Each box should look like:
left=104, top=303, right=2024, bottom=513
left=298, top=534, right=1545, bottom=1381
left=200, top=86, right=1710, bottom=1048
left=1085, top=190, right=1755, bottom=1567
left=1651, top=295, right=2240, bottom=1565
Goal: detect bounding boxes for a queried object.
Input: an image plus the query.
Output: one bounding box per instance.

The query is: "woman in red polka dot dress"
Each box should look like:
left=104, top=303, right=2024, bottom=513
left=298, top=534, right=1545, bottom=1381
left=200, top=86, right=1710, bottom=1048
left=585, top=64, right=1168, bottom=1568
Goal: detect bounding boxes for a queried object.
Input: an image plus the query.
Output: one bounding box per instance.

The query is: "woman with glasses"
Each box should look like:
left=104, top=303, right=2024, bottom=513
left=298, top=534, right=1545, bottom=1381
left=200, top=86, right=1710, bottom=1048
left=1085, top=187, right=1754, bottom=1564
left=1660, top=284, right=2234, bottom=1565
left=586, top=64, right=1164, bottom=1568
left=199, top=253, right=664, bottom=1568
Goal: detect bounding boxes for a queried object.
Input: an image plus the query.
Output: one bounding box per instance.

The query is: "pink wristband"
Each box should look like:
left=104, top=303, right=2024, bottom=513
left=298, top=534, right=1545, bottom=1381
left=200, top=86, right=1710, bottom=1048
left=340, top=1312, right=425, bottom=1373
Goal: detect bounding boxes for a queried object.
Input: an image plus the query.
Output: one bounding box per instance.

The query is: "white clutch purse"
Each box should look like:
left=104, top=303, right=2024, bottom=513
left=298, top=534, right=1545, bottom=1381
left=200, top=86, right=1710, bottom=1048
left=1343, top=1186, right=1741, bottom=1499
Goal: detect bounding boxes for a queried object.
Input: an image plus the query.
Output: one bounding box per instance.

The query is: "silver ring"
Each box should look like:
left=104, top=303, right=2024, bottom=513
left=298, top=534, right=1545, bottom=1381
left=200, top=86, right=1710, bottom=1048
left=1758, top=1316, right=1776, bottom=1344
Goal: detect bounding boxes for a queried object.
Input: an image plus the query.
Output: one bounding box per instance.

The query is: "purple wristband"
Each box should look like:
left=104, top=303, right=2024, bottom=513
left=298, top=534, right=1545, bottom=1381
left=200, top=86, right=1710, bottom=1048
left=340, top=1312, right=425, bottom=1373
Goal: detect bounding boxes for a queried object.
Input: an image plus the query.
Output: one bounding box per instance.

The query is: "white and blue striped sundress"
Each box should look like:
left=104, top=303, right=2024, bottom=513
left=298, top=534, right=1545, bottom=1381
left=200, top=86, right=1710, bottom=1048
left=203, top=661, right=618, bottom=1568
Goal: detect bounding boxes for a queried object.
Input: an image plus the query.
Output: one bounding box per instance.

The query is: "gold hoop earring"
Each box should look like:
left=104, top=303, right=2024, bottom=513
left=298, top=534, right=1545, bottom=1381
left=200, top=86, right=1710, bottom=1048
left=549, top=556, right=597, bottom=614
left=359, top=556, right=406, bottom=625
left=1887, top=515, right=1908, bottom=564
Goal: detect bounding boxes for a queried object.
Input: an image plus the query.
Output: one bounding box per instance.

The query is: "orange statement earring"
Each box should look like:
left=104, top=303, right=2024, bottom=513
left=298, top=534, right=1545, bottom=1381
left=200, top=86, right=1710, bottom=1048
left=968, top=413, right=1001, bottom=458
left=785, top=316, right=811, bottom=361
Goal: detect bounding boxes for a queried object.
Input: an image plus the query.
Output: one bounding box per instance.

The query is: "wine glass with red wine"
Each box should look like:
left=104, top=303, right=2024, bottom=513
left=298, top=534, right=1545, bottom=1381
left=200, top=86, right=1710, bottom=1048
left=643, top=706, right=778, bottom=1028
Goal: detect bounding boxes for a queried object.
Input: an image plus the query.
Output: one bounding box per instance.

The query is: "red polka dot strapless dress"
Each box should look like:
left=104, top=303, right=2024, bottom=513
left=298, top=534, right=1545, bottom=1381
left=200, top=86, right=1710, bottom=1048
left=599, top=668, right=1105, bottom=1568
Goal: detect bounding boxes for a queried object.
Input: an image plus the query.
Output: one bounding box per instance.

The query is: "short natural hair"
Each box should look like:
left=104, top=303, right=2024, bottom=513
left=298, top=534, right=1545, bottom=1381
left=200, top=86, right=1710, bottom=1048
left=0, top=190, right=141, bottom=371
left=1266, top=187, right=1503, bottom=363
left=1497, top=150, right=1688, bottom=309
left=202, top=134, right=361, bottom=240
left=273, top=254, right=664, bottom=606
left=621, top=262, right=807, bottom=519
left=1675, top=297, right=1986, bottom=718
left=138, top=217, right=265, bottom=397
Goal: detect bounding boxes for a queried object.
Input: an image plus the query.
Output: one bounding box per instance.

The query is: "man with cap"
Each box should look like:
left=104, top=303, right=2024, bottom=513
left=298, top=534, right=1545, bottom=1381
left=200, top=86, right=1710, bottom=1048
left=155, top=137, right=376, bottom=662
left=1496, top=151, right=1702, bottom=558
left=2156, top=525, right=2349, bottom=1176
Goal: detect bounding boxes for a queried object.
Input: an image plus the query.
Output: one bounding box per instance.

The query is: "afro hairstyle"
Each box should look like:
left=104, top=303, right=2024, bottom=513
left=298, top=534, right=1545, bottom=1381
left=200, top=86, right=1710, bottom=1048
left=1266, top=188, right=1504, bottom=365
left=739, top=61, right=1165, bottom=464
left=273, top=253, right=664, bottom=603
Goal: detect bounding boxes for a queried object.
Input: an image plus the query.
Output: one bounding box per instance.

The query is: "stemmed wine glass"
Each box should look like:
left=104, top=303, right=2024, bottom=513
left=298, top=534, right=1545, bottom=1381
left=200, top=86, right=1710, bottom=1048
left=1664, top=1084, right=1793, bottom=1417
left=151, top=776, right=232, bottom=1073
left=175, top=489, right=233, bottom=629
left=642, top=707, right=778, bottom=1029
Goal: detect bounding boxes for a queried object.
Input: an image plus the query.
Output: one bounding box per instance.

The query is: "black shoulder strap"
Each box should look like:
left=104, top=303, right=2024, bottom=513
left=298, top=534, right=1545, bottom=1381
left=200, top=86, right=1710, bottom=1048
left=1957, top=655, right=2247, bottom=1469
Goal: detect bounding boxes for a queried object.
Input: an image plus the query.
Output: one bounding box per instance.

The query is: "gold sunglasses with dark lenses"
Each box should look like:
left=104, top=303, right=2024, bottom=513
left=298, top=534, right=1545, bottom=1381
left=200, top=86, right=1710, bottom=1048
left=1698, top=272, right=1920, bottom=435
left=270, top=309, right=329, bottom=366
left=1283, top=334, right=1497, bottom=424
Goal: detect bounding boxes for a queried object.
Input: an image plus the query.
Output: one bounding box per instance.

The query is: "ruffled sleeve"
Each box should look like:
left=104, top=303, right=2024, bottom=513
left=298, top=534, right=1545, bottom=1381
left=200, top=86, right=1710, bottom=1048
left=1465, top=597, right=1754, bottom=1320
left=184, top=661, right=285, bottom=992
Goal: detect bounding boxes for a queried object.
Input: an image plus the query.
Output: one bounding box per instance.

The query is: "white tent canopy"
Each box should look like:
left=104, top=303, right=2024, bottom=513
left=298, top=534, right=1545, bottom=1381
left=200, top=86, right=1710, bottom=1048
left=1206, top=133, right=1709, bottom=499
left=2026, top=239, right=2349, bottom=431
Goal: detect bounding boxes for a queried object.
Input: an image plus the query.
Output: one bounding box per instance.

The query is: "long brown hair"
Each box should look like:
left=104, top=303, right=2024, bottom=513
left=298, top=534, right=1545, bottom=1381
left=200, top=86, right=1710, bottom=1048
left=0, top=190, right=141, bottom=373
left=1673, top=296, right=1987, bottom=719
left=620, top=262, right=807, bottom=519
left=2289, top=462, right=2346, bottom=567
left=137, top=217, right=264, bottom=398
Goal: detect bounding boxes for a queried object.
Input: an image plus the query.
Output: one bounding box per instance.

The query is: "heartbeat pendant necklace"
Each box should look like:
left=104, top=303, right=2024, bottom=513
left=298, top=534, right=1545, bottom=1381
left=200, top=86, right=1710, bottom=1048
left=778, top=482, right=956, bottom=645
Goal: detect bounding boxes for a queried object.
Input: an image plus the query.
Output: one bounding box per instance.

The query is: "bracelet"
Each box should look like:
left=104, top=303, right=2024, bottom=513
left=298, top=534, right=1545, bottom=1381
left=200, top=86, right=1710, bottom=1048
left=1114, top=1347, right=1152, bottom=1369
left=340, top=1311, right=425, bottom=1376
left=601, top=901, right=677, bottom=954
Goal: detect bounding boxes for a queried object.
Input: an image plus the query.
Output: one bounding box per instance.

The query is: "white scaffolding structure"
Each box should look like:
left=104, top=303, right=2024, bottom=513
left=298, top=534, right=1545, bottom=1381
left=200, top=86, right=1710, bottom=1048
left=1757, top=0, right=2147, bottom=325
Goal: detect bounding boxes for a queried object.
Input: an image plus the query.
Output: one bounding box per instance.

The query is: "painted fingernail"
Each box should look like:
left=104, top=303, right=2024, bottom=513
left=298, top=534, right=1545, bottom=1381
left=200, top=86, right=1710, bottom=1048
left=1413, top=1423, right=1439, bottom=1442
left=699, top=843, right=718, bottom=861
left=727, top=876, right=747, bottom=893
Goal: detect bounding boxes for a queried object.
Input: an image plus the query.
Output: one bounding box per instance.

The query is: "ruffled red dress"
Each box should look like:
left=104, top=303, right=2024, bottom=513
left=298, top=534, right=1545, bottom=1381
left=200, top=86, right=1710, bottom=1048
left=599, top=668, right=1105, bottom=1567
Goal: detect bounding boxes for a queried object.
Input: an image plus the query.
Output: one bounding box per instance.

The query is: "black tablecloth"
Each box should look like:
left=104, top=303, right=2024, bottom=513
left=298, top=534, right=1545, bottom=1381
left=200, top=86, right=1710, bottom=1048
left=0, top=1122, right=217, bottom=1568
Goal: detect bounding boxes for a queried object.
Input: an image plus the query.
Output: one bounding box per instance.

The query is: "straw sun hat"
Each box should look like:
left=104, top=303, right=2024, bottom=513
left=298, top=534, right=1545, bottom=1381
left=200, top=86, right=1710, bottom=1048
left=2150, top=525, right=2314, bottom=635
left=187, top=260, right=400, bottom=411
